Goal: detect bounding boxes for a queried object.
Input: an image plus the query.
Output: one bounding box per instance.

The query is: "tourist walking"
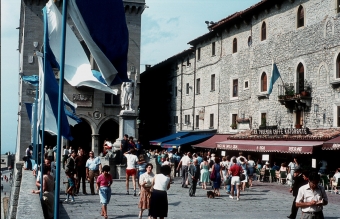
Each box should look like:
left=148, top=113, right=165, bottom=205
left=120, top=134, right=129, bottom=165
left=32, top=165, right=54, bottom=219
left=211, top=156, right=222, bottom=196
left=177, top=152, right=191, bottom=188
left=288, top=168, right=307, bottom=219
left=239, top=157, right=248, bottom=191
left=62, top=145, right=69, bottom=169
left=200, top=156, right=209, bottom=189
left=138, top=163, right=155, bottom=219
left=296, top=172, right=328, bottom=219
left=86, top=151, right=102, bottom=195
left=188, top=159, right=200, bottom=197
left=229, top=158, right=242, bottom=201
left=247, top=155, right=255, bottom=187
left=288, top=157, right=300, bottom=179
left=137, top=154, right=147, bottom=193
left=96, top=165, right=113, bottom=219
left=46, top=146, right=54, bottom=162
left=65, top=150, right=76, bottom=175
left=124, top=149, right=138, bottom=196
left=64, top=170, right=75, bottom=203
left=75, top=148, right=87, bottom=194
left=149, top=165, right=171, bottom=219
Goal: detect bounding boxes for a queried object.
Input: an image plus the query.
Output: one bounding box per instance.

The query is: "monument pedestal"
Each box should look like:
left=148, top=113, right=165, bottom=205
left=111, top=110, right=137, bottom=179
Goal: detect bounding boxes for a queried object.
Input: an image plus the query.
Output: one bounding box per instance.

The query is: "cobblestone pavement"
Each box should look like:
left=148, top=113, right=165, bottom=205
left=59, top=174, right=340, bottom=219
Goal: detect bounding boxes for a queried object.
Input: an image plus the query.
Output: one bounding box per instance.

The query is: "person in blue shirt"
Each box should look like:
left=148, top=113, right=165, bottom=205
left=173, top=152, right=181, bottom=177
left=136, top=139, right=142, bottom=156
left=272, top=162, right=280, bottom=171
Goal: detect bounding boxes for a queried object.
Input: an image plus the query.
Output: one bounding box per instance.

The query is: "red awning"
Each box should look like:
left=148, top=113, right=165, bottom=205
left=216, top=140, right=323, bottom=154
left=322, top=136, right=340, bottom=150
left=192, top=134, right=233, bottom=149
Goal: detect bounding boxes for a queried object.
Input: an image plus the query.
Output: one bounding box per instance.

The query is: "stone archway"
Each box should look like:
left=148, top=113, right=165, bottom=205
left=69, top=120, right=92, bottom=154
left=98, top=119, right=119, bottom=154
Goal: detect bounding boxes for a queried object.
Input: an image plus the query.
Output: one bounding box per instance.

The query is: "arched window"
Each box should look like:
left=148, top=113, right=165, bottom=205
left=261, top=22, right=266, bottom=41
left=233, top=38, right=237, bottom=53
left=297, top=5, right=304, bottom=28
left=336, top=53, right=340, bottom=78
left=261, top=72, right=267, bottom=92
left=297, top=63, right=304, bottom=93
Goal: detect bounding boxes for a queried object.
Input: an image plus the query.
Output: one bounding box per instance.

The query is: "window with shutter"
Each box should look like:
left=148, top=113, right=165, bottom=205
left=261, top=72, right=267, bottom=92
left=336, top=53, right=340, bottom=78
left=196, top=115, right=199, bottom=128
left=212, top=42, right=215, bottom=56
left=233, top=38, right=237, bottom=53
left=196, top=78, right=200, bottom=94
left=261, top=22, right=266, bottom=41
left=233, top=79, right=238, bottom=97
left=210, top=114, right=214, bottom=128
left=211, top=74, right=215, bottom=91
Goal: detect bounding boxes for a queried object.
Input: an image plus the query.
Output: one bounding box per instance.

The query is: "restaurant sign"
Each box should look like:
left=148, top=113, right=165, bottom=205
left=251, top=128, right=308, bottom=135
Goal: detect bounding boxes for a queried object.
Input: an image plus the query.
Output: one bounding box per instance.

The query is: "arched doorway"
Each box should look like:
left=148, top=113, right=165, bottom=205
left=99, top=119, right=119, bottom=153
left=69, top=121, right=92, bottom=154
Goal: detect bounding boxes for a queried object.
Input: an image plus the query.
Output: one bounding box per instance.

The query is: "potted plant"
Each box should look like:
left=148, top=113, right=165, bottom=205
left=301, top=80, right=311, bottom=96
left=295, top=124, right=302, bottom=129
left=230, top=123, right=237, bottom=129
left=284, top=83, right=295, bottom=98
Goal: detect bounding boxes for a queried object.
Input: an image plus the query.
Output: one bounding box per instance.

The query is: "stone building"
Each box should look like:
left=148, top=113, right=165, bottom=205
left=141, top=0, right=340, bottom=161
left=16, top=0, right=145, bottom=160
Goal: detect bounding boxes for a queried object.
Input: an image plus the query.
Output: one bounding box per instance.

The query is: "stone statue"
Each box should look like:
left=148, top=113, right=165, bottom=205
left=121, top=71, right=134, bottom=111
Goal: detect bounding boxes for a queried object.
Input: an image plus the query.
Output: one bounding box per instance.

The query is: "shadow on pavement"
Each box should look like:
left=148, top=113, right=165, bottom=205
left=168, top=201, right=181, bottom=206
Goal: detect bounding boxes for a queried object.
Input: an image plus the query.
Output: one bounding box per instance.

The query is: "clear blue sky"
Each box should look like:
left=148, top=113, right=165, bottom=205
left=1, top=0, right=259, bottom=154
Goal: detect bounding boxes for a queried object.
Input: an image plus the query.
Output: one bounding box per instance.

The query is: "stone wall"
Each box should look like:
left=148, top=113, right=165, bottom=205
left=167, top=0, right=340, bottom=134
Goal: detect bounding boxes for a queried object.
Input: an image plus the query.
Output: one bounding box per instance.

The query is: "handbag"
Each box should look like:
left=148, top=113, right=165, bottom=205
left=240, top=173, right=246, bottom=181
left=210, top=165, right=216, bottom=181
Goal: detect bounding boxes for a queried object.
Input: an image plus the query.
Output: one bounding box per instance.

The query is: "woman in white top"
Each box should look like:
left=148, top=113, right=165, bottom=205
left=149, top=165, right=171, bottom=219
left=138, top=163, right=155, bottom=219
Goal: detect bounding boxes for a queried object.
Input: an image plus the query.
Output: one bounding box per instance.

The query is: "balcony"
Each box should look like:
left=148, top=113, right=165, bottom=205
left=277, top=82, right=312, bottom=111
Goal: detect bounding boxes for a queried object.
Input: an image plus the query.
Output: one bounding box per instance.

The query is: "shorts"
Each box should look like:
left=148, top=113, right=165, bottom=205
left=126, top=168, right=137, bottom=176
left=231, top=176, right=240, bottom=185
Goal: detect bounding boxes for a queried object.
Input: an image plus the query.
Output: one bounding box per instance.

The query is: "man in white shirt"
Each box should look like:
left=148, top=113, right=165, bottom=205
left=176, top=152, right=192, bottom=188
left=124, top=149, right=138, bottom=196
left=331, top=168, right=340, bottom=193
left=296, top=172, right=328, bottom=219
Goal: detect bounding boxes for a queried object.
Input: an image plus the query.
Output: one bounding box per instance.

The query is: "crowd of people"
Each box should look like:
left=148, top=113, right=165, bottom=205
left=20, top=141, right=339, bottom=219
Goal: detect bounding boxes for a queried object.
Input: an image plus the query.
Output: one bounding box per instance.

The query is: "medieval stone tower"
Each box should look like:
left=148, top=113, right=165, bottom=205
left=16, top=0, right=145, bottom=160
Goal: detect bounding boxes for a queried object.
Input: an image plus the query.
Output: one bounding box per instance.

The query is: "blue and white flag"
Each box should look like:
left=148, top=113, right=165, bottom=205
left=22, top=75, right=39, bottom=87
left=68, top=0, right=129, bottom=85
left=268, top=62, right=281, bottom=95
left=45, top=1, right=117, bottom=94
left=37, top=55, right=81, bottom=138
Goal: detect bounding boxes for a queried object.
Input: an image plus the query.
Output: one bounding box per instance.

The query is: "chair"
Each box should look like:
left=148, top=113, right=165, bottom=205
left=263, top=169, right=270, bottom=182
left=279, top=171, right=287, bottom=184
left=331, top=178, right=340, bottom=194
left=269, top=170, right=276, bottom=183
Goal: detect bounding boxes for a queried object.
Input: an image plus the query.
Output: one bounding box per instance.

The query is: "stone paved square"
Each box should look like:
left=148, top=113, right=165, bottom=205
left=59, top=174, right=340, bottom=219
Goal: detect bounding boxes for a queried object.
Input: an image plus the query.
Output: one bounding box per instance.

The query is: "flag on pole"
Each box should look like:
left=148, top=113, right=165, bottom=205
left=68, top=0, right=129, bottom=85
left=37, top=55, right=81, bottom=138
left=22, top=75, right=39, bottom=86
left=24, top=103, right=33, bottom=124
left=268, top=62, right=281, bottom=95
left=45, top=1, right=117, bottom=94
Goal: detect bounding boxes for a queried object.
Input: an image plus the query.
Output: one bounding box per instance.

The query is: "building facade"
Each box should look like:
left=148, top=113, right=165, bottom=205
left=16, top=0, right=145, bottom=160
left=141, top=0, right=340, bottom=145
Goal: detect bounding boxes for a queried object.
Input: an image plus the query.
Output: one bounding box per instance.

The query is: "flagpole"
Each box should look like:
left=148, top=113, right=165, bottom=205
left=54, top=0, right=68, bottom=218
left=40, top=7, right=48, bottom=202
left=33, top=85, right=39, bottom=163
